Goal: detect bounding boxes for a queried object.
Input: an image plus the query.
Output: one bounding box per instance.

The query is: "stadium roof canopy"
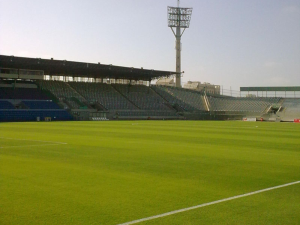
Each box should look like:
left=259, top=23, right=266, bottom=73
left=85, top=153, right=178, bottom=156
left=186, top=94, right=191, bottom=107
left=240, top=87, right=300, bottom=92
left=0, top=55, right=177, bottom=81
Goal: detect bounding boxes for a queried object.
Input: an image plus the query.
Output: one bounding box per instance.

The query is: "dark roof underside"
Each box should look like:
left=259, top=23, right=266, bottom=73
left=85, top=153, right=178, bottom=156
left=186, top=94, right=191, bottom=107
left=0, top=55, right=177, bottom=81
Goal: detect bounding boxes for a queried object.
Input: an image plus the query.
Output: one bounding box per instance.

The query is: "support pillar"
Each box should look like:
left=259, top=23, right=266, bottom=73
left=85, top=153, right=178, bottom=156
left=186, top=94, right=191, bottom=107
left=175, top=26, right=181, bottom=88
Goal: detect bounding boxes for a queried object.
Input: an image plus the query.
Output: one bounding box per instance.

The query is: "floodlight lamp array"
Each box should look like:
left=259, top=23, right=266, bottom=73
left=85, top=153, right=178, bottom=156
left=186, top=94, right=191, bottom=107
left=168, top=7, right=193, bottom=28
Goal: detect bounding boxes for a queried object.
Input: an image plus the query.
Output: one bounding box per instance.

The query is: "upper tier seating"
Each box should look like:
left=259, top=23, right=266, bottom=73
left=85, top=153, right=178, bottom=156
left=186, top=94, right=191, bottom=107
left=0, top=84, right=73, bottom=122
left=0, top=101, right=15, bottom=109
left=0, top=88, right=49, bottom=100
left=208, top=97, right=281, bottom=112
left=22, top=100, right=61, bottom=109
left=151, top=85, right=207, bottom=111
left=69, top=82, right=137, bottom=110
left=113, top=84, right=171, bottom=110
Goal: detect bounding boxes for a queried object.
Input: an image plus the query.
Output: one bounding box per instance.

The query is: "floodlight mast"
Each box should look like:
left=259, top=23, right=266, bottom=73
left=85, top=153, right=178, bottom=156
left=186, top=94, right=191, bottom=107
left=168, top=0, right=192, bottom=87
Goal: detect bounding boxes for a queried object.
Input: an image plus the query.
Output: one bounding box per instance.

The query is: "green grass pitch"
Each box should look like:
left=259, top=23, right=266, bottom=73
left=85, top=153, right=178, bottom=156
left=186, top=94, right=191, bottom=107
left=0, top=121, right=299, bottom=225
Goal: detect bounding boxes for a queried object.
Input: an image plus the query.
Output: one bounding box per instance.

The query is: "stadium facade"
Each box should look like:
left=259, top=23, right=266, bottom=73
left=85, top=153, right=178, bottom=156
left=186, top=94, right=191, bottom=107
left=0, top=55, right=299, bottom=122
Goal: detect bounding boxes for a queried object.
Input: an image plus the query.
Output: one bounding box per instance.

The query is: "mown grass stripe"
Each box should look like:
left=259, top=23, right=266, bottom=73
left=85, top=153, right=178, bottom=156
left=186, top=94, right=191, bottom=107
left=118, top=181, right=300, bottom=225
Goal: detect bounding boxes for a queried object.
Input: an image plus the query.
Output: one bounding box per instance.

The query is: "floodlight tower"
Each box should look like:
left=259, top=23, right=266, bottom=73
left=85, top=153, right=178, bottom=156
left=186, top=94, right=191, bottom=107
left=168, top=0, right=192, bottom=87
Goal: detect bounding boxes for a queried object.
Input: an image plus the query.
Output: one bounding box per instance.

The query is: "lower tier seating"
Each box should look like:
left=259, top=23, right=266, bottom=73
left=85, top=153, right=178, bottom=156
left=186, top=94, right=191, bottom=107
left=38, top=81, right=87, bottom=109
left=0, top=88, right=49, bottom=100
left=0, top=110, right=73, bottom=122
left=151, top=85, right=207, bottom=111
left=208, top=97, right=281, bottom=112
left=281, top=98, right=300, bottom=111
left=113, top=84, right=171, bottom=110
left=277, top=98, right=300, bottom=121
left=0, top=101, right=15, bottom=109
left=69, top=82, right=137, bottom=110
left=22, top=101, right=61, bottom=109
left=116, top=110, right=179, bottom=118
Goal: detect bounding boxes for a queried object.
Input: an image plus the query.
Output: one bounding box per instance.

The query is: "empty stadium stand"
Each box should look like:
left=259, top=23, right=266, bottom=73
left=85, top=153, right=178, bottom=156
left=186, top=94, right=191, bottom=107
left=113, top=84, right=172, bottom=110
left=115, top=110, right=179, bottom=119
left=38, top=80, right=88, bottom=109
left=1, top=55, right=298, bottom=122
left=207, top=96, right=281, bottom=112
left=0, top=100, right=15, bottom=109
left=277, top=98, right=300, bottom=121
left=0, top=110, right=72, bottom=122
left=22, top=100, right=61, bottom=110
left=0, top=78, right=298, bottom=122
left=0, top=83, right=73, bottom=122
left=68, top=82, right=137, bottom=110
left=0, top=87, right=49, bottom=100
left=151, top=85, right=207, bottom=111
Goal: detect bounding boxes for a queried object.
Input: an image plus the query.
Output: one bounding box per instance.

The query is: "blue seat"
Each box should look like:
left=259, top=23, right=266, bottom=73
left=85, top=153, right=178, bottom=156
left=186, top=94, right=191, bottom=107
left=0, top=101, right=15, bottom=109
left=0, top=110, right=73, bottom=122
left=22, top=101, right=61, bottom=109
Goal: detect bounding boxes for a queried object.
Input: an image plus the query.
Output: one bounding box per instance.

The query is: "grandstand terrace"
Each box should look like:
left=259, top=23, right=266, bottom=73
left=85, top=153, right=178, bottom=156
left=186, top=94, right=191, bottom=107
left=68, top=82, right=137, bottom=110
left=207, top=96, right=281, bottom=113
left=0, top=91, right=72, bottom=122
left=276, top=98, right=300, bottom=122
left=38, top=80, right=89, bottom=109
left=1, top=55, right=300, bottom=122
left=152, top=85, right=207, bottom=111
left=113, top=84, right=172, bottom=111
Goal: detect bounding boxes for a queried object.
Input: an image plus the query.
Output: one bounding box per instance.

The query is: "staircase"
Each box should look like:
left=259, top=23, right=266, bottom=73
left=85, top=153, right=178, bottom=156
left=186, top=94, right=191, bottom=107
left=65, top=83, right=92, bottom=109
left=93, top=102, right=107, bottom=111
left=111, top=85, right=141, bottom=109
left=203, top=94, right=210, bottom=111
left=150, top=86, right=178, bottom=111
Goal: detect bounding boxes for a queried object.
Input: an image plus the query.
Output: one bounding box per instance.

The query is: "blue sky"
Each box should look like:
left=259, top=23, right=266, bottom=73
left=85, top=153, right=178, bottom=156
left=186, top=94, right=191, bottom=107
left=0, top=0, right=299, bottom=90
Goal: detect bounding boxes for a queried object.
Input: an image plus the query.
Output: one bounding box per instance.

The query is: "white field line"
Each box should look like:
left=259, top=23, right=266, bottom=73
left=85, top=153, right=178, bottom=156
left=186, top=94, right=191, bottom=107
left=118, top=180, right=300, bottom=225
left=0, top=137, right=67, bottom=148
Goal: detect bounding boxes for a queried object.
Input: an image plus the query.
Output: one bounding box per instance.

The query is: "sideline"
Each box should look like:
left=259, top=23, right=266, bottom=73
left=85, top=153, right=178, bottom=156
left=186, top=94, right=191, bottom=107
left=118, top=180, right=300, bottom=225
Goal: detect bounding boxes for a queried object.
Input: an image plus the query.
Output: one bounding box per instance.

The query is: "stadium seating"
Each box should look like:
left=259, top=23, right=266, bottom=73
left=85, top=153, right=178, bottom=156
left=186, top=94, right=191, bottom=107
left=151, top=85, right=207, bottom=111
left=281, top=98, right=300, bottom=110
left=277, top=98, right=300, bottom=121
left=0, top=83, right=73, bottom=122
left=0, top=87, right=49, bottom=100
left=116, top=110, right=179, bottom=118
left=0, top=109, right=73, bottom=122
left=0, top=101, right=15, bottom=109
left=38, top=81, right=87, bottom=109
left=113, top=84, right=172, bottom=110
left=69, top=82, right=137, bottom=110
left=0, top=79, right=295, bottom=122
left=208, top=96, right=281, bottom=112
left=22, top=100, right=61, bottom=109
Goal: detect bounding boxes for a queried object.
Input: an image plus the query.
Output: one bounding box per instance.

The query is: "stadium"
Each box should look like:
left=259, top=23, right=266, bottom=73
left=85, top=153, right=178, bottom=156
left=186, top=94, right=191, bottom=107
left=1, top=54, right=300, bottom=122
left=0, top=1, right=300, bottom=225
